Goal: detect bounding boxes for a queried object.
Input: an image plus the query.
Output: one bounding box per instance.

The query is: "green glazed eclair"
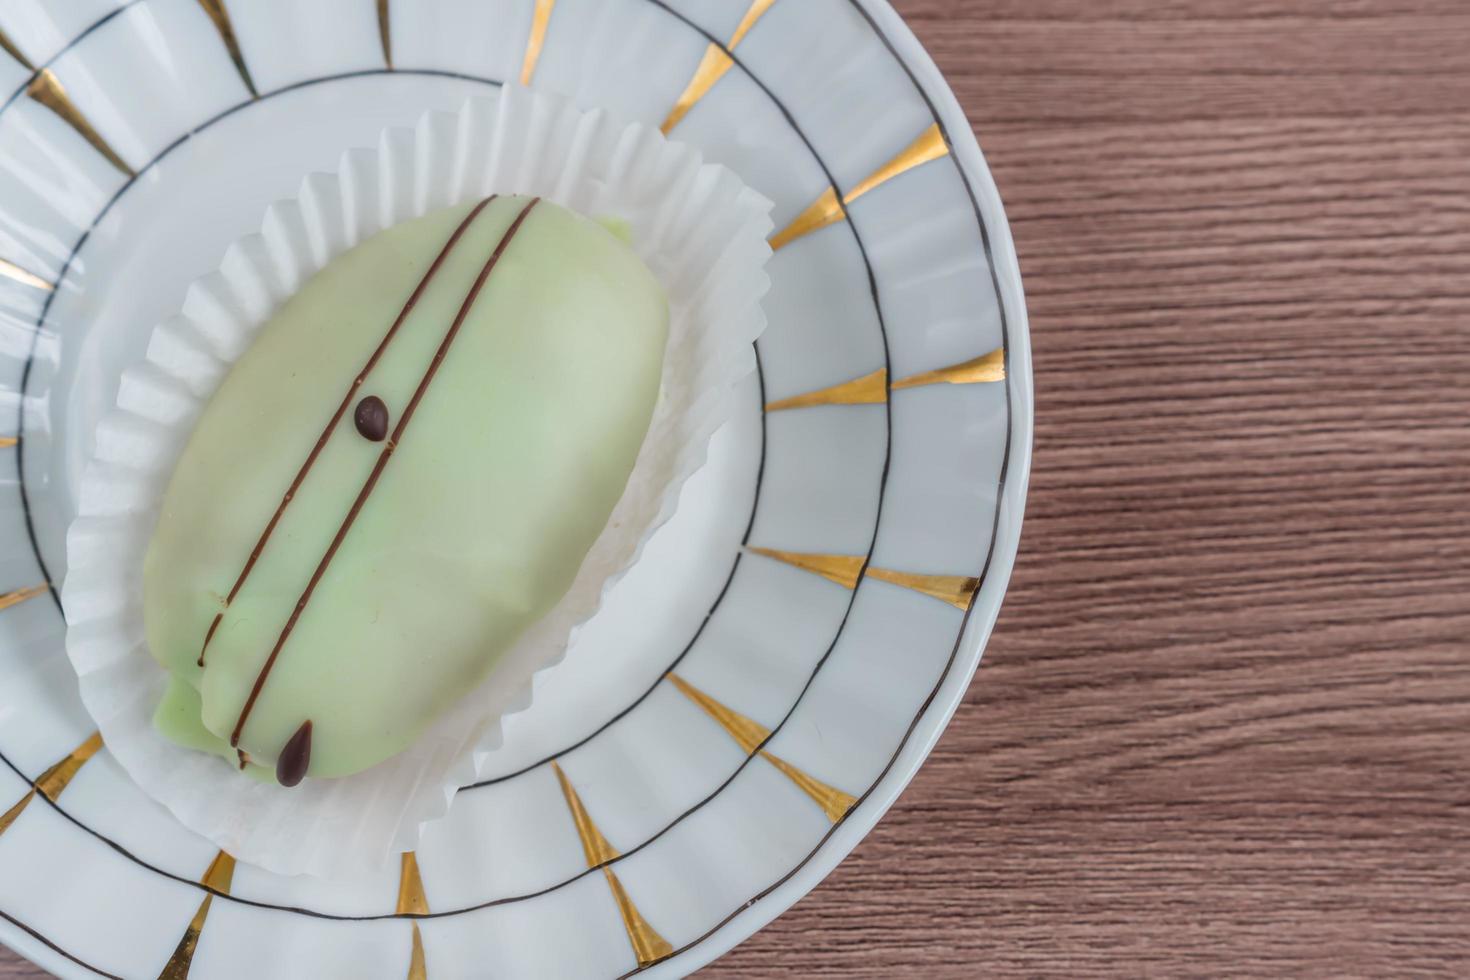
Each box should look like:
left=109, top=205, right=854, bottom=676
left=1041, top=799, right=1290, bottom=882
left=143, top=195, right=668, bottom=786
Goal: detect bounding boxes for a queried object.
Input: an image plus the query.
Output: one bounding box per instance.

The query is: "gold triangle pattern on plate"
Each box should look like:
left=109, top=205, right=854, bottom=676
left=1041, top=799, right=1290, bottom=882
left=844, top=123, right=947, bottom=205
left=761, top=753, right=856, bottom=823
left=34, top=731, right=103, bottom=801
left=0, top=28, right=33, bottom=71
left=744, top=548, right=980, bottom=611
left=550, top=762, right=671, bottom=967
left=398, top=852, right=429, bottom=980
left=551, top=761, right=619, bottom=866
left=398, top=851, right=430, bottom=915
left=0, top=790, right=33, bottom=839
left=727, top=0, right=779, bottom=48
left=660, top=0, right=778, bottom=134
left=667, top=673, right=769, bottom=754
left=0, top=583, right=48, bottom=612
left=770, top=123, right=950, bottom=251
left=763, top=349, right=1005, bottom=414
left=157, top=850, right=235, bottom=980
left=769, top=187, right=843, bottom=252
left=0, top=257, right=51, bottom=292
left=520, top=0, right=556, bottom=86
left=601, top=869, right=673, bottom=968
left=0, top=732, right=102, bottom=839
left=746, top=548, right=864, bottom=591
left=764, top=367, right=886, bottom=411
left=377, top=0, right=393, bottom=69
left=893, top=348, right=1006, bottom=389
left=27, top=70, right=134, bottom=177
left=195, top=0, right=257, bottom=97
left=668, top=674, right=856, bottom=823
left=867, top=568, right=980, bottom=610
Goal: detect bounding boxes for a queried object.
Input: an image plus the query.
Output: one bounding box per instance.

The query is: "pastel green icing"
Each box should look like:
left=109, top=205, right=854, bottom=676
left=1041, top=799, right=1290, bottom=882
left=143, top=196, right=668, bottom=782
left=597, top=215, right=633, bottom=244
left=155, top=676, right=274, bottom=781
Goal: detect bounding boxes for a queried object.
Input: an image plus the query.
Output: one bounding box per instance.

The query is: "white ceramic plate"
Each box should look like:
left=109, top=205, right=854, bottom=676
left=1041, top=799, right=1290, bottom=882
left=0, top=1, right=1031, bottom=977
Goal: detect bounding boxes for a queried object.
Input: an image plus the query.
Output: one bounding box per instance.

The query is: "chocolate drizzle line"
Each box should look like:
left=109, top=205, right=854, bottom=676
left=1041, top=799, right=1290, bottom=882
left=230, top=197, right=541, bottom=756
left=196, top=196, right=497, bottom=667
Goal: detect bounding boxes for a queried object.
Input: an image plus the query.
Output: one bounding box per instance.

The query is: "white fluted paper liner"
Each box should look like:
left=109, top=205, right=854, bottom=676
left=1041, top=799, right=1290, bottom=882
left=60, top=86, right=773, bottom=877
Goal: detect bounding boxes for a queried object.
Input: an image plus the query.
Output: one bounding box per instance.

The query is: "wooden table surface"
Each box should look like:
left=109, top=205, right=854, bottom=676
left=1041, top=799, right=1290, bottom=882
left=5, top=0, right=1468, bottom=977
left=703, top=1, right=1470, bottom=975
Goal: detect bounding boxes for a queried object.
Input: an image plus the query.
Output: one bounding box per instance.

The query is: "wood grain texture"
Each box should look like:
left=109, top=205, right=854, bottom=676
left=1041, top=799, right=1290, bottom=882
left=0, top=953, right=36, bottom=978
left=702, top=0, right=1470, bottom=976
left=5, top=1, right=1468, bottom=978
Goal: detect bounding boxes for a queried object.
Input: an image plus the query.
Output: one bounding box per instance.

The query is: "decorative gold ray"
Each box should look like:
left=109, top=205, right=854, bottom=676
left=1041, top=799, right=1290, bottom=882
left=27, top=70, right=134, bottom=177
left=407, top=923, right=427, bottom=980
left=200, top=850, right=235, bottom=890
left=398, top=852, right=429, bottom=915
left=159, top=851, right=236, bottom=980
left=769, top=187, right=842, bottom=252
left=667, top=673, right=768, bottom=754
left=377, top=0, right=393, bottom=69
left=765, top=350, right=1000, bottom=409
left=36, top=731, right=103, bottom=800
left=550, top=761, right=671, bottom=967
left=660, top=46, right=732, bottom=135
left=0, top=584, right=48, bottom=612
left=550, top=761, right=619, bottom=866
left=669, top=675, right=855, bottom=822
left=770, top=124, right=950, bottom=251
left=201, top=851, right=236, bottom=891
left=0, top=792, right=30, bottom=838
left=0, top=732, right=101, bottom=838
left=761, top=753, right=856, bottom=823
left=867, top=568, right=979, bottom=610
left=398, top=852, right=429, bottom=980
left=764, top=368, right=886, bottom=411
left=659, top=0, right=776, bottom=134
left=0, top=257, right=51, bottom=291
left=745, top=548, right=863, bottom=591
left=730, top=0, right=778, bottom=47
left=0, top=438, right=15, bottom=449
left=520, top=0, right=555, bottom=86
left=195, top=0, right=257, bottom=97
left=0, top=29, right=33, bottom=71
left=602, top=866, right=674, bottom=968
left=893, top=348, right=1005, bottom=390
left=843, top=123, right=948, bottom=205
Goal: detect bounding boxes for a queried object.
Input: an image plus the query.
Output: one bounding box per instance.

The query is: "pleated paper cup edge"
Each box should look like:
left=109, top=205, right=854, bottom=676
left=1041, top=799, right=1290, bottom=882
left=61, top=85, right=772, bottom=877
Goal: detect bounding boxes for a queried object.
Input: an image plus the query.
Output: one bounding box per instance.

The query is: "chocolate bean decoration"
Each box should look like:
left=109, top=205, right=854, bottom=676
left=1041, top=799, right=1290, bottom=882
left=276, top=720, right=313, bottom=787
left=354, top=395, right=389, bottom=441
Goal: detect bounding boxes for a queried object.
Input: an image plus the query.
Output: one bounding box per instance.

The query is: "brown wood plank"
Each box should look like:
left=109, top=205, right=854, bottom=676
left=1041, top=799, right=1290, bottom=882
left=702, top=0, right=1470, bottom=975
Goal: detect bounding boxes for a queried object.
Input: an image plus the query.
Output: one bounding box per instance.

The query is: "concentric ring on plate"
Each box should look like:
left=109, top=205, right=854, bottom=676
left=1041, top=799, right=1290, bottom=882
left=0, top=1, right=1026, bottom=976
